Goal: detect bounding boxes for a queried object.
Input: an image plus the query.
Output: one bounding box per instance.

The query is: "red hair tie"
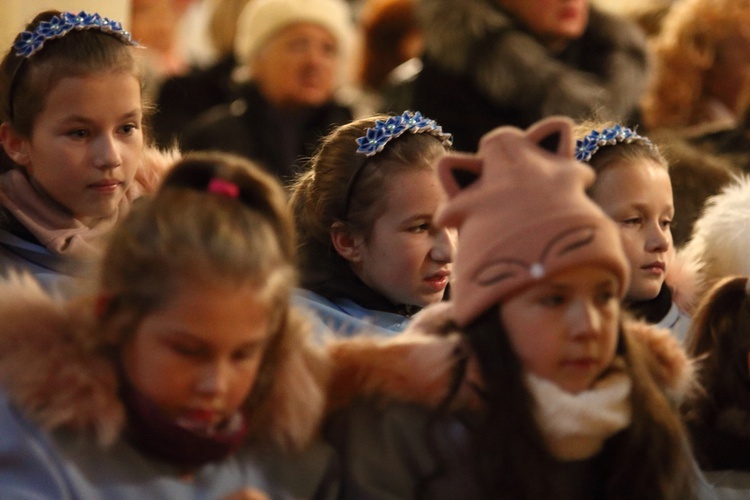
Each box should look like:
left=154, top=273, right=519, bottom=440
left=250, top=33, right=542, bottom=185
left=207, top=178, right=239, bottom=198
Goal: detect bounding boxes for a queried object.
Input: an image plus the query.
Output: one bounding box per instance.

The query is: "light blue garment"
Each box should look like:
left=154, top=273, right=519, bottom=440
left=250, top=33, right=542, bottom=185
left=657, top=301, right=691, bottom=345
left=293, top=288, right=409, bottom=338
left=0, top=391, right=337, bottom=500
left=0, top=229, right=90, bottom=297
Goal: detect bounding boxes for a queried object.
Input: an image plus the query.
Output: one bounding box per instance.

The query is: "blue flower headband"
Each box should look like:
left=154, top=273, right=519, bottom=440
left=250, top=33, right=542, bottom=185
left=13, top=11, right=137, bottom=58
left=342, top=111, right=452, bottom=218
left=575, top=124, right=653, bottom=163
left=355, top=110, right=453, bottom=156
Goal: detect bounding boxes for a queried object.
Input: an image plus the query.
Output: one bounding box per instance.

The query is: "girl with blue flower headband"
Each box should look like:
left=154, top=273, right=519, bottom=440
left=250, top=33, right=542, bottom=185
left=574, top=120, right=691, bottom=343
left=289, top=111, right=456, bottom=337
left=0, top=10, right=173, bottom=295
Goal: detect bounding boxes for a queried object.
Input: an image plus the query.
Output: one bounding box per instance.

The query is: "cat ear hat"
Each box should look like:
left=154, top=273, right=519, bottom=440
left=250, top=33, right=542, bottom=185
left=435, top=116, right=630, bottom=327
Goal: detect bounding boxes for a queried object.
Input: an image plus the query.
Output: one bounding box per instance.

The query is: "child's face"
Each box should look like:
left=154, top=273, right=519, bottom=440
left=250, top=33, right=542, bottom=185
left=590, top=160, right=674, bottom=302
left=354, top=169, right=456, bottom=307
left=502, top=266, right=620, bottom=394
left=15, top=71, right=143, bottom=223
left=121, top=279, right=271, bottom=430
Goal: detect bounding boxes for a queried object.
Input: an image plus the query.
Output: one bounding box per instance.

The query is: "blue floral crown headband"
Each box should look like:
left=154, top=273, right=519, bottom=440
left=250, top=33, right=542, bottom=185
left=575, top=124, right=653, bottom=163
left=341, top=111, right=452, bottom=218
left=7, top=12, right=137, bottom=123
left=13, top=11, right=137, bottom=58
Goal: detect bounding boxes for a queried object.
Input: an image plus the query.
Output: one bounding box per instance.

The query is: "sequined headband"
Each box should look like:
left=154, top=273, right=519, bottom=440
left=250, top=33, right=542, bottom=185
left=575, top=124, right=653, bottom=163
left=13, top=11, right=137, bottom=58
left=343, top=110, right=452, bottom=217
left=7, top=11, right=137, bottom=123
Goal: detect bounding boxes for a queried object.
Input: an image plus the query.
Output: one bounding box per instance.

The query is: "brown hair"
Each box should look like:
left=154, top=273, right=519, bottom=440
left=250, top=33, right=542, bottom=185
left=0, top=10, right=149, bottom=138
left=357, top=0, right=420, bottom=90
left=431, top=307, right=696, bottom=498
left=289, top=114, right=448, bottom=287
left=684, top=276, right=750, bottom=423
left=641, top=0, right=750, bottom=130
left=96, top=152, right=315, bottom=443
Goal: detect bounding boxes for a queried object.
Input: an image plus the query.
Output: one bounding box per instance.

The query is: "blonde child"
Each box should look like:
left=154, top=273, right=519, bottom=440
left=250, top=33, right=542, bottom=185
left=325, top=117, right=709, bottom=498
left=290, top=111, right=456, bottom=336
left=0, top=152, right=333, bottom=498
left=0, top=10, right=173, bottom=294
left=574, top=122, right=691, bottom=342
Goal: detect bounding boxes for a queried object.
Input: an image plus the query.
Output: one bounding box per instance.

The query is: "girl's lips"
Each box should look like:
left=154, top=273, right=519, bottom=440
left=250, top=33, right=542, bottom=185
left=89, top=180, right=121, bottom=193
left=424, top=271, right=450, bottom=292
left=641, top=262, right=666, bottom=275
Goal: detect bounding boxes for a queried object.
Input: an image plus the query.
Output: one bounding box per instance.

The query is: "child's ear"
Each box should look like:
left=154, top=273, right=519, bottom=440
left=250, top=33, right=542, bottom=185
left=330, top=222, right=364, bottom=263
left=0, top=123, right=30, bottom=167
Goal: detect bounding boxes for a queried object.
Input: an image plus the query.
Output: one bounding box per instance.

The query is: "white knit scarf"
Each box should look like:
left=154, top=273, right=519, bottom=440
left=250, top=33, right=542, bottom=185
left=526, top=359, right=632, bottom=461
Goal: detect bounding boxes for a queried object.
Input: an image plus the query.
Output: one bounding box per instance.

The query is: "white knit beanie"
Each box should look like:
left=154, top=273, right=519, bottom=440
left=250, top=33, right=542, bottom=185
left=234, top=0, right=353, bottom=65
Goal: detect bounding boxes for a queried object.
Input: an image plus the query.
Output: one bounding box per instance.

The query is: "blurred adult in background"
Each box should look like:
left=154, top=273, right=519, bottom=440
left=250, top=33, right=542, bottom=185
left=130, top=0, right=197, bottom=99
left=181, top=0, right=354, bottom=183
left=642, top=0, right=750, bottom=133
left=345, top=0, right=422, bottom=116
left=404, top=0, right=649, bottom=151
left=152, top=0, right=252, bottom=148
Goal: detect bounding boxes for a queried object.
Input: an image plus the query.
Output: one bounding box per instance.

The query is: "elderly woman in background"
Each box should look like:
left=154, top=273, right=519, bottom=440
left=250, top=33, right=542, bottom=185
left=181, top=0, right=354, bottom=182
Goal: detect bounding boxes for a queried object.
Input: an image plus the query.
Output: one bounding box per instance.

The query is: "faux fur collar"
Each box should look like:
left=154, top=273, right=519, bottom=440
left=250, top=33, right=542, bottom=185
left=0, top=274, right=329, bottom=452
left=416, top=0, right=648, bottom=121
left=327, top=302, right=695, bottom=412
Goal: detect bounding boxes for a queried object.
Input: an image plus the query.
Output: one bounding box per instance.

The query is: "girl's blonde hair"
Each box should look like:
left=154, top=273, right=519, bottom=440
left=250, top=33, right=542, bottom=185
left=97, top=152, right=325, bottom=449
left=641, top=0, right=750, bottom=130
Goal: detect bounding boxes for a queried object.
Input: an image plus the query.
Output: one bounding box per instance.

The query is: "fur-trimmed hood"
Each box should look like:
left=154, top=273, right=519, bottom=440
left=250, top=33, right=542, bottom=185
left=416, top=0, right=648, bottom=122
left=0, top=273, right=329, bottom=453
left=679, top=174, right=750, bottom=307
left=328, top=301, right=694, bottom=412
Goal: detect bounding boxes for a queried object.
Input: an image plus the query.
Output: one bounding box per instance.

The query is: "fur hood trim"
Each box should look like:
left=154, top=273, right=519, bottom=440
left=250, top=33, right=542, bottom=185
left=417, top=0, right=648, bottom=120
left=680, top=174, right=750, bottom=302
left=328, top=302, right=694, bottom=410
left=0, top=274, right=328, bottom=452
left=133, top=146, right=181, bottom=195
left=668, top=246, right=701, bottom=315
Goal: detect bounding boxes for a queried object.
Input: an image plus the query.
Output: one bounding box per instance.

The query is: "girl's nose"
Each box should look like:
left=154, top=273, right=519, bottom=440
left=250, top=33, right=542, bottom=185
left=567, top=300, right=600, bottom=340
left=645, top=221, right=670, bottom=253
left=93, top=134, right=122, bottom=170
left=195, top=362, right=229, bottom=396
left=430, top=227, right=457, bottom=263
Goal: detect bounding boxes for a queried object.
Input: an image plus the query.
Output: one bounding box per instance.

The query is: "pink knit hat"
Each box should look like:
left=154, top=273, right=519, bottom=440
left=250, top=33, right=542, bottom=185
left=435, top=117, right=630, bottom=327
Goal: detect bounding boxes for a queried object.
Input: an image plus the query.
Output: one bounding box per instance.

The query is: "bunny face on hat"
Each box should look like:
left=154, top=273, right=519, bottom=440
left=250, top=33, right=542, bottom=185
left=435, top=116, right=630, bottom=327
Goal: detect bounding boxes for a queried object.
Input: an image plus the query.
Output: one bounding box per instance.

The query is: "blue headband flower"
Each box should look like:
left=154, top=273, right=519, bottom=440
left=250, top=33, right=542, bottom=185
left=575, top=124, right=653, bottom=163
left=13, top=11, right=137, bottom=58
left=355, top=110, right=453, bottom=156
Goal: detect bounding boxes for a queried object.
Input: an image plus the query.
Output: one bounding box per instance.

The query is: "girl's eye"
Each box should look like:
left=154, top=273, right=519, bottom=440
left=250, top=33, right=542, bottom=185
left=119, top=123, right=138, bottom=135
left=170, top=343, right=204, bottom=358
left=232, top=344, right=263, bottom=362
left=595, top=290, right=616, bottom=305
left=660, top=219, right=672, bottom=229
left=67, top=129, right=89, bottom=139
left=409, top=223, right=430, bottom=233
left=539, top=294, right=565, bottom=307
left=621, top=217, right=641, bottom=226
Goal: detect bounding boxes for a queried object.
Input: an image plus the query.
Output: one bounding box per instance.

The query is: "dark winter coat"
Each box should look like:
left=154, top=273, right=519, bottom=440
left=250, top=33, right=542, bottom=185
left=180, top=83, right=352, bottom=183
left=408, top=0, right=649, bottom=150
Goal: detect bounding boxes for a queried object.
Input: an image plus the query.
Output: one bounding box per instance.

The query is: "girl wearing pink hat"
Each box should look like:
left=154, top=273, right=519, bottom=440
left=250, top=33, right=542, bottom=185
left=324, top=116, right=714, bottom=498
